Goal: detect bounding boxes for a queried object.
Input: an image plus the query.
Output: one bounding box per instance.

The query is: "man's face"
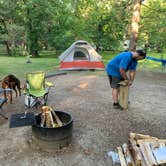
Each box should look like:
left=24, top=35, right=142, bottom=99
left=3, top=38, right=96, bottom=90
left=135, top=55, right=145, bottom=61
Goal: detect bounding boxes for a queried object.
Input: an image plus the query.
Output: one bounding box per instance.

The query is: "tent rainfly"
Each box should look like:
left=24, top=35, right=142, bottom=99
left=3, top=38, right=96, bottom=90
left=58, top=40, right=105, bottom=70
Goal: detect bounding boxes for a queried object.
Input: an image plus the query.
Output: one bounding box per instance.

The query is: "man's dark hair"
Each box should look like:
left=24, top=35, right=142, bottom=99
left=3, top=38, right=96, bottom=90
left=136, top=50, right=146, bottom=58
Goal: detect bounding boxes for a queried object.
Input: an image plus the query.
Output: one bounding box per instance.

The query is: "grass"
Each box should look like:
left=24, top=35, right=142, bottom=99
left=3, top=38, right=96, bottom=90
left=0, top=56, right=60, bottom=79
left=138, top=52, right=166, bottom=71
left=0, top=50, right=165, bottom=79
left=100, top=51, right=166, bottom=72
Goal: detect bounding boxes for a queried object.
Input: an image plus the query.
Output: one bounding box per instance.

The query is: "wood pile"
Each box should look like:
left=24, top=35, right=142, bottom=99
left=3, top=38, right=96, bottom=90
left=117, top=133, right=166, bottom=166
left=40, top=106, right=63, bottom=128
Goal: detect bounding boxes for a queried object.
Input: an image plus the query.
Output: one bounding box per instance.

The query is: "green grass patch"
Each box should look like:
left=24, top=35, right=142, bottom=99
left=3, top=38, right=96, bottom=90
left=0, top=56, right=59, bottom=79
left=0, top=51, right=165, bottom=79
left=138, top=52, right=166, bottom=72
left=100, top=51, right=166, bottom=73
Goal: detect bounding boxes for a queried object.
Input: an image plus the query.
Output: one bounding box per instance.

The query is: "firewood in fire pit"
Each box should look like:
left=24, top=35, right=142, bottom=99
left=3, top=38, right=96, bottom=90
left=40, top=106, right=63, bottom=128
left=45, top=111, right=55, bottom=127
left=40, top=113, right=46, bottom=127
left=51, top=109, right=63, bottom=127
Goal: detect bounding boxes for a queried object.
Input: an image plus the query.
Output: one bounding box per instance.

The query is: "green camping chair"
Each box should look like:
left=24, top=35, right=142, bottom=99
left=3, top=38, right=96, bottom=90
left=24, top=71, right=53, bottom=108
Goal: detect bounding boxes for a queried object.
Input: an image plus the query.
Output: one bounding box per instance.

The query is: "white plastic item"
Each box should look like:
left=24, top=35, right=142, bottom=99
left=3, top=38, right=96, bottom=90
left=24, top=95, right=37, bottom=107
left=107, top=151, right=120, bottom=164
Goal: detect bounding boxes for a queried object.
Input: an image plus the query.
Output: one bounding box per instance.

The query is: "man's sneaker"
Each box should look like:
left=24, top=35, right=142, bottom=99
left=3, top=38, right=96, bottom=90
left=113, top=103, right=123, bottom=109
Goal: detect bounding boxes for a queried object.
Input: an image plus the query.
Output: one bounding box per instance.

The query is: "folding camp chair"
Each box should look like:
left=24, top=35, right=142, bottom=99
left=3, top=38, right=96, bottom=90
left=24, top=71, right=53, bottom=108
left=0, top=87, right=12, bottom=119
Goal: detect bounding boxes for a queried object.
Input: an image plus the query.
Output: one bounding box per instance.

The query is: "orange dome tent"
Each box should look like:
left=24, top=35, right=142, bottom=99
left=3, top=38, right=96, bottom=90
left=59, top=40, right=105, bottom=70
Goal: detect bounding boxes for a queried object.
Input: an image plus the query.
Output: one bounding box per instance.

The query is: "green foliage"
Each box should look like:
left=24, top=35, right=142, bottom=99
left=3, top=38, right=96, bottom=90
left=101, top=51, right=166, bottom=72
left=0, top=0, right=165, bottom=55
left=82, top=1, right=132, bottom=50
left=139, top=0, right=166, bottom=52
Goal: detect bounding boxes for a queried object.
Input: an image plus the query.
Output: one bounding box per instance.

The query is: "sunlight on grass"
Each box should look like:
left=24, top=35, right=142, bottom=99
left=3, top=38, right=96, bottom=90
left=0, top=56, right=59, bottom=79
left=138, top=60, right=162, bottom=70
left=0, top=51, right=165, bottom=79
left=100, top=51, right=166, bottom=73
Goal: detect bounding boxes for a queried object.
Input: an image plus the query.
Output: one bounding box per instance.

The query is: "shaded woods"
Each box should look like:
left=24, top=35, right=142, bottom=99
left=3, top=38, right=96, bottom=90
left=0, top=0, right=165, bottom=56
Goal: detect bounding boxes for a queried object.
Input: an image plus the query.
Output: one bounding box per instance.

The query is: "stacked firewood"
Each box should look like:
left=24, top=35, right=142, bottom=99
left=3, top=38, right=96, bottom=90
left=40, top=106, right=63, bottom=128
left=117, top=133, right=166, bottom=166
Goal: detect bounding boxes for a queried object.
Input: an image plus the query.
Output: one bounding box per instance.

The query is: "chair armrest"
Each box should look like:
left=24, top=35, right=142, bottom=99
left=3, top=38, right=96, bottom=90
left=23, top=89, right=28, bottom=95
left=5, top=88, right=12, bottom=92
left=45, top=81, right=54, bottom=87
left=0, top=87, right=12, bottom=93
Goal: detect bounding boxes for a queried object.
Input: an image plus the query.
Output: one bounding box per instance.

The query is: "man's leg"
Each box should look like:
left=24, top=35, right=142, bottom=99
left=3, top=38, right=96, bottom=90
left=108, top=75, right=121, bottom=109
left=112, top=88, right=119, bottom=104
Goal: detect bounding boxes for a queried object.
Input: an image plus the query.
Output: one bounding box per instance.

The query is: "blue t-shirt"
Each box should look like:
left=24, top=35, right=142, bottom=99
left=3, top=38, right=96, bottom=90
left=106, top=52, right=137, bottom=78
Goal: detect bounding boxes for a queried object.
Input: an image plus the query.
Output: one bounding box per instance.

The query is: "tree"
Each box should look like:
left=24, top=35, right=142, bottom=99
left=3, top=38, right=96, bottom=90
left=139, top=0, right=166, bottom=52
left=22, top=0, right=52, bottom=57
left=0, top=0, right=24, bottom=56
left=83, top=0, right=132, bottom=51
left=129, top=0, right=142, bottom=51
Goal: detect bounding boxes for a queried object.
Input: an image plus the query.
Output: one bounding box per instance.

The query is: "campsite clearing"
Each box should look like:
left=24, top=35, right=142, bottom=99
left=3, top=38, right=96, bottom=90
left=0, top=70, right=166, bottom=166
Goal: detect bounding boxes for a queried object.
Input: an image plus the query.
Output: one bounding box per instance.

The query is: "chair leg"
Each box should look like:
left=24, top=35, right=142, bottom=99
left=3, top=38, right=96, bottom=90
left=28, top=95, right=31, bottom=109
left=0, top=108, right=8, bottom=119
left=44, top=93, right=49, bottom=105
left=26, top=95, right=38, bottom=108
left=0, top=98, right=8, bottom=119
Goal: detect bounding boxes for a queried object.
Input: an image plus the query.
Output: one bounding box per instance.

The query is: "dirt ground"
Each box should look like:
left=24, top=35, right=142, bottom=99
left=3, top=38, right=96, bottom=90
left=0, top=70, right=166, bottom=166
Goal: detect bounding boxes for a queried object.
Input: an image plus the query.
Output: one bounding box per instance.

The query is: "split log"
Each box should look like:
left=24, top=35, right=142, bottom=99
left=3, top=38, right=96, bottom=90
left=137, top=138, right=159, bottom=145
left=130, top=133, right=158, bottom=142
left=127, top=133, right=166, bottom=166
left=159, top=142, right=166, bottom=147
left=122, top=143, right=135, bottom=166
left=40, top=113, right=46, bottom=127
left=117, top=146, right=127, bottom=166
left=41, top=106, right=50, bottom=114
left=139, top=142, right=158, bottom=166
left=157, top=139, right=166, bottom=145
left=41, top=106, right=63, bottom=128
left=41, top=106, right=54, bottom=127
left=51, top=110, right=63, bottom=127
left=45, top=111, right=55, bottom=128
left=119, top=81, right=128, bottom=86
left=119, top=83, right=129, bottom=110
left=129, top=138, right=145, bottom=166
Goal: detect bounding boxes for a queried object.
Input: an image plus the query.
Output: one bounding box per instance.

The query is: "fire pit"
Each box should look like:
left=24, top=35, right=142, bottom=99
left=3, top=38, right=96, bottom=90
left=31, top=110, right=73, bottom=151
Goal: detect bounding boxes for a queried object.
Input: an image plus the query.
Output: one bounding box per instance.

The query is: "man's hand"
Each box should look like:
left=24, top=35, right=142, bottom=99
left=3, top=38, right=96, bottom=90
left=128, top=80, right=133, bottom=86
left=124, top=79, right=129, bottom=85
left=124, top=79, right=133, bottom=86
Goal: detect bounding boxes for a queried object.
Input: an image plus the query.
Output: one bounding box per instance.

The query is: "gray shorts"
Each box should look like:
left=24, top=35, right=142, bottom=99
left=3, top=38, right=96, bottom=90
left=108, top=75, right=123, bottom=89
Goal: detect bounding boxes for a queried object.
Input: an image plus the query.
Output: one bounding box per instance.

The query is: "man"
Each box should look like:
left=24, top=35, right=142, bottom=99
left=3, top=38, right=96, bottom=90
left=106, top=50, right=146, bottom=109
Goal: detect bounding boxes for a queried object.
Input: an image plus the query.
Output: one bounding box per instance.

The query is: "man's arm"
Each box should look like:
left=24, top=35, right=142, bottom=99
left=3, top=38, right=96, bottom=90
left=119, top=55, right=131, bottom=81
left=119, top=68, right=129, bottom=81
left=129, top=70, right=136, bottom=82
left=119, top=69, right=136, bottom=85
left=128, top=70, right=136, bottom=85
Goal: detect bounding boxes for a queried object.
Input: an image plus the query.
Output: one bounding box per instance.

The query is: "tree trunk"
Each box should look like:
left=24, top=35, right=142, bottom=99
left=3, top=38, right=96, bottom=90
left=43, top=41, right=48, bottom=50
left=129, top=0, right=141, bottom=51
left=96, top=23, right=103, bottom=52
left=0, top=19, right=12, bottom=56
left=156, top=45, right=163, bottom=53
left=29, top=32, right=39, bottom=57
left=4, top=41, right=12, bottom=56
left=23, top=0, right=39, bottom=57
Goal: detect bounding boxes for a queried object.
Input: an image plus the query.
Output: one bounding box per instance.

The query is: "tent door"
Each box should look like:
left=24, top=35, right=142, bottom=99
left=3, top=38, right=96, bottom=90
left=74, top=51, right=89, bottom=61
